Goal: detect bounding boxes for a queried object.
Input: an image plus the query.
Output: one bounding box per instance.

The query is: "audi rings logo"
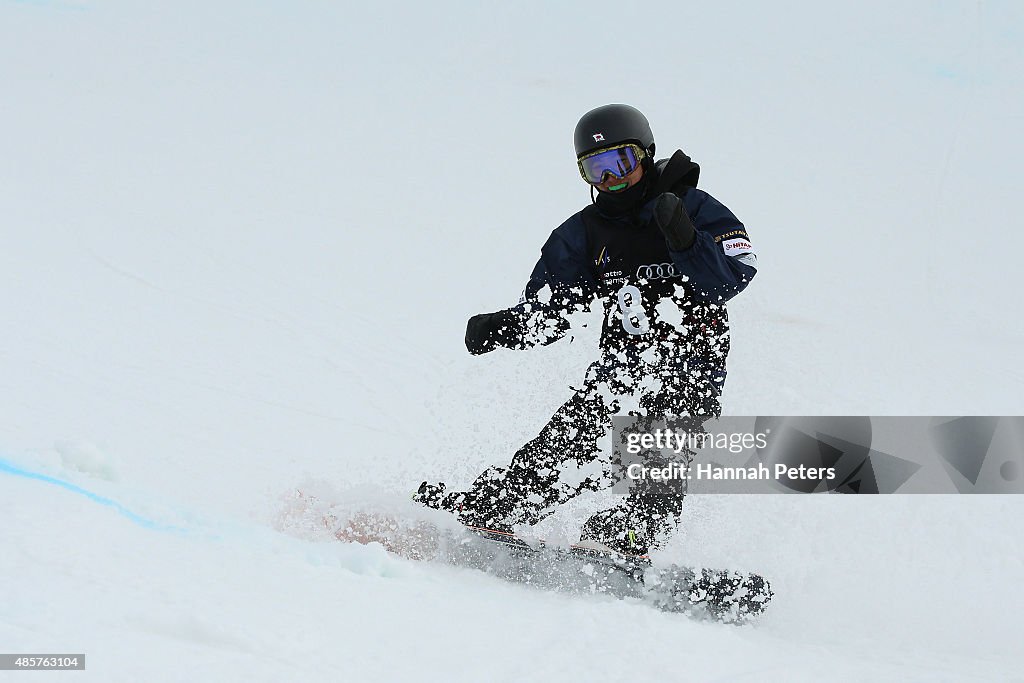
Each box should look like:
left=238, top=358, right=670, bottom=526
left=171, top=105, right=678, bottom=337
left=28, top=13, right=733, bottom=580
left=636, top=263, right=678, bottom=280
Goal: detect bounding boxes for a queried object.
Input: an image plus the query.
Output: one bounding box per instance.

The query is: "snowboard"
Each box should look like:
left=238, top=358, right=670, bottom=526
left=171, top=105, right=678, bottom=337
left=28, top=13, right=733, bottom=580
left=310, top=495, right=772, bottom=623
left=449, top=524, right=773, bottom=623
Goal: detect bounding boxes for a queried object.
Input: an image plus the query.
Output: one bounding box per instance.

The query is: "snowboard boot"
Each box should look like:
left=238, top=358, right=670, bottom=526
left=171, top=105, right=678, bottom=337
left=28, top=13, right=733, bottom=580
left=413, top=481, right=448, bottom=510
left=579, top=512, right=653, bottom=557
left=413, top=481, right=515, bottom=533
left=413, top=481, right=465, bottom=514
left=580, top=487, right=684, bottom=557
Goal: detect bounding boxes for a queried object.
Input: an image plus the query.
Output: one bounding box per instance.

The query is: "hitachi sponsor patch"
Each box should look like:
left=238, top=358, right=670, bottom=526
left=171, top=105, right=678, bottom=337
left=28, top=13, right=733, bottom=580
left=722, top=237, right=754, bottom=256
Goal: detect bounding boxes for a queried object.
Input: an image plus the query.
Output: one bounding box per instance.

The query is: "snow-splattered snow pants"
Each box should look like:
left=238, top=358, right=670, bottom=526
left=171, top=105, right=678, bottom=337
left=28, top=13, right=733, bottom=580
left=456, top=341, right=725, bottom=555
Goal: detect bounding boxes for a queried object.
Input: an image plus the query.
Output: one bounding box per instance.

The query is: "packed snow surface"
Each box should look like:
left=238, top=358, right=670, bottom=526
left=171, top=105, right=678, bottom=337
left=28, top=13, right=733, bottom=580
left=2, top=1, right=1022, bottom=681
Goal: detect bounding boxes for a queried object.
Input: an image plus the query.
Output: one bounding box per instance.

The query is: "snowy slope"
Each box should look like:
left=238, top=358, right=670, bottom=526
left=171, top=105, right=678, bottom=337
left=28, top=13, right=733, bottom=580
left=2, top=1, right=1023, bottom=681
left=2, top=471, right=1019, bottom=682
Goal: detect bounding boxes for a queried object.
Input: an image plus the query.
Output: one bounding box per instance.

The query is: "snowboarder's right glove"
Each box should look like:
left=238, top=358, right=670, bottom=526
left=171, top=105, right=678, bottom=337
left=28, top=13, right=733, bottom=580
left=465, top=308, right=520, bottom=355
left=651, top=192, right=696, bottom=251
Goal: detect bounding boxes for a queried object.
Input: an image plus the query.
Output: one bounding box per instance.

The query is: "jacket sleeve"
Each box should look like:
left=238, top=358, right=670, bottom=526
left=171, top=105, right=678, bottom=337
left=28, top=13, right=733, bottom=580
left=668, top=189, right=757, bottom=303
left=509, top=216, right=599, bottom=349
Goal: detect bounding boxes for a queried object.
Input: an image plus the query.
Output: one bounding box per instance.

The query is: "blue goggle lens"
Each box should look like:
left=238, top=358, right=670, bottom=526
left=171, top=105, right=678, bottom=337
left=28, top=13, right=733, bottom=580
left=578, top=145, right=643, bottom=184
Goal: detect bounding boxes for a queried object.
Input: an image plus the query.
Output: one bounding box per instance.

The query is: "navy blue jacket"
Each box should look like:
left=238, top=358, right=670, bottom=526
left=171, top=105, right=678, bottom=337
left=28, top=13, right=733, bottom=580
left=523, top=187, right=756, bottom=304
left=511, top=152, right=756, bottom=353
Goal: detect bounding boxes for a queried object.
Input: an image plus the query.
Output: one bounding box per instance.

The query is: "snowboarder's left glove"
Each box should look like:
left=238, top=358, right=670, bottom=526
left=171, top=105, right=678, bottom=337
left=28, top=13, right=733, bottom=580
left=651, top=192, right=696, bottom=251
left=465, top=308, right=520, bottom=355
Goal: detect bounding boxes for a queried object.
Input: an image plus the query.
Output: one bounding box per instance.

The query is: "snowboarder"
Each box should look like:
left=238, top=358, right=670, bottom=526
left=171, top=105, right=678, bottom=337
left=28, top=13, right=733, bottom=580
left=416, top=104, right=757, bottom=556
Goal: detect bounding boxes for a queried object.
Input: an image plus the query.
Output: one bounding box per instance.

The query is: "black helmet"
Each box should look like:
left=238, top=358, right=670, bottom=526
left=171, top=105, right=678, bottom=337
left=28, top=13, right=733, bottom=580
left=574, top=104, right=655, bottom=158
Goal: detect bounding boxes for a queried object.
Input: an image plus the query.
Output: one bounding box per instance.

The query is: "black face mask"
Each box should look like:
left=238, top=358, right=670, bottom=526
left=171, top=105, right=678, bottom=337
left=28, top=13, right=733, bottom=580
left=593, top=170, right=652, bottom=219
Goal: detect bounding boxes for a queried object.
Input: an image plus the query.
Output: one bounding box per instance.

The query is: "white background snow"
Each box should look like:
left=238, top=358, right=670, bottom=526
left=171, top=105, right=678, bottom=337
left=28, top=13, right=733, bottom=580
left=2, top=0, right=1023, bottom=681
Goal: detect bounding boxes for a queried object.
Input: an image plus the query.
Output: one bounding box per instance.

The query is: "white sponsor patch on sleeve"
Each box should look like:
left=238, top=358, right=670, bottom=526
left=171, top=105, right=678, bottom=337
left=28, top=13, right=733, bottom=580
left=722, top=237, right=755, bottom=257
left=735, top=253, right=758, bottom=269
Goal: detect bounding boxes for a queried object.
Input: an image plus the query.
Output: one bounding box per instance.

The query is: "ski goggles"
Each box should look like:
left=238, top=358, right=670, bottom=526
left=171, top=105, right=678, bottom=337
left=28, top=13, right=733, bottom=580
left=577, top=143, right=646, bottom=184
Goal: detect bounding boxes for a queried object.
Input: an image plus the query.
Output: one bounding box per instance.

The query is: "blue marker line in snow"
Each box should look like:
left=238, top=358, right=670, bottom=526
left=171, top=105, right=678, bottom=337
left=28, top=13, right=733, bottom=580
left=0, top=458, right=186, bottom=534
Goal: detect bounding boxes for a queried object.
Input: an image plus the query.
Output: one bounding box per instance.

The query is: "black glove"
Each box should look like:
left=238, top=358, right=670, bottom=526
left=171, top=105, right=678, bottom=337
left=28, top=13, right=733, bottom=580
left=465, top=308, right=520, bottom=355
left=651, top=192, right=696, bottom=251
